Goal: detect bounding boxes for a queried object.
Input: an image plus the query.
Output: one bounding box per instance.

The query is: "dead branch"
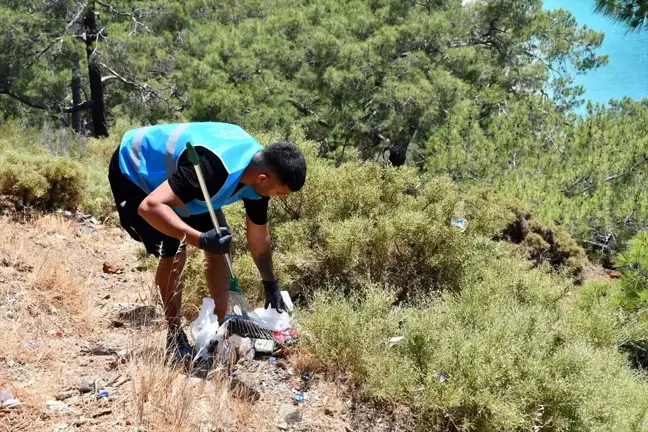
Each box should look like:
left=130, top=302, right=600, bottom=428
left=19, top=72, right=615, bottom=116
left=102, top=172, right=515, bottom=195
left=287, top=98, right=329, bottom=127
left=605, top=154, right=648, bottom=182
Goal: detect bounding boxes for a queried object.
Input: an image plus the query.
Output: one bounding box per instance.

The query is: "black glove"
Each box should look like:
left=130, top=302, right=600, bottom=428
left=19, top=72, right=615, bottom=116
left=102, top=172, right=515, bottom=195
left=263, top=279, right=287, bottom=313
left=198, top=227, right=232, bottom=255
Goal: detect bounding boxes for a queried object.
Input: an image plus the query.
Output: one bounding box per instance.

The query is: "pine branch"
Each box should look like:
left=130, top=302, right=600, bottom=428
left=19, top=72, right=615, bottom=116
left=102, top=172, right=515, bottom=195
left=0, top=89, right=51, bottom=111
left=99, top=62, right=171, bottom=108
left=95, top=0, right=152, bottom=34
left=0, top=88, right=93, bottom=113
left=63, top=100, right=95, bottom=113
left=287, top=98, right=330, bottom=127
left=605, top=154, right=648, bottom=182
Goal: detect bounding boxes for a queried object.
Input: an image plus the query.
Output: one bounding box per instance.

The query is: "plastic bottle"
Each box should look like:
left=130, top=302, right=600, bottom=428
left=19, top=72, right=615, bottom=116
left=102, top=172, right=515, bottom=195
left=190, top=298, right=220, bottom=360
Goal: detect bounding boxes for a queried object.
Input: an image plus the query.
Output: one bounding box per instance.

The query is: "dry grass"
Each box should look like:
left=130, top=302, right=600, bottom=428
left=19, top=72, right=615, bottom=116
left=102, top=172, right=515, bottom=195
left=0, top=215, right=93, bottom=430
left=0, top=215, right=275, bottom=431
left=0, top=214, right=356, bottom=432
left=31, top=252, right=90, bottom=329
left=119, top=342, right=270, bottom=432
left=287, top=345, right=326, bottom=375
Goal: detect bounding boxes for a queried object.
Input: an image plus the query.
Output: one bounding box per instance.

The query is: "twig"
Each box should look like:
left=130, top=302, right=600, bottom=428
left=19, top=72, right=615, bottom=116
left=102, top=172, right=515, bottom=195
left=91, top=409, right=113, bottom=418
left=604, top=155, right=648, bottom=182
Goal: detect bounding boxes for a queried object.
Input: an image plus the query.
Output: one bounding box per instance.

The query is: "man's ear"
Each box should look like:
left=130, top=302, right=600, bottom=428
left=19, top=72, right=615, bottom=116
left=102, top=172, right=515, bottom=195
left=256, top=173, right=269, bottom=184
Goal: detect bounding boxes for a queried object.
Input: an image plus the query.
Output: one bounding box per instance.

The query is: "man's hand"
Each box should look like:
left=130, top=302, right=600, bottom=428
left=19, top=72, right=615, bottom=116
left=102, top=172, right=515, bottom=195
left=263, top=279, right=287, bottom=313
left=198, top=227, right=232, bottom=255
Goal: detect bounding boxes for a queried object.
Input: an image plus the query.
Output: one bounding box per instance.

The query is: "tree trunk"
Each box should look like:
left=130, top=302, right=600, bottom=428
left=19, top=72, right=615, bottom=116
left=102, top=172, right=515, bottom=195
left=71, top=53, right=82, bottom=132
left=387, top=122, right=418, bottom=167
left=84, top=1, right=108, bottom=137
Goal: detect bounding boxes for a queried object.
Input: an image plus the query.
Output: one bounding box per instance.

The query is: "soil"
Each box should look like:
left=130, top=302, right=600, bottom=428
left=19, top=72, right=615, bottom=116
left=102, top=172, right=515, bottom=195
left=0, top=212, right=411, bottom=432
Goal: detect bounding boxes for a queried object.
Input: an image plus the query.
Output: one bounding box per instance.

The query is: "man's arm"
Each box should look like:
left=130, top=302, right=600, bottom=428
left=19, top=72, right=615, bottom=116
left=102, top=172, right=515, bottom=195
left=246, top=216, right=276, bottom=281
left=138, top=147, right=229, bottom=250
left=138, top=181, right=202, bottom=248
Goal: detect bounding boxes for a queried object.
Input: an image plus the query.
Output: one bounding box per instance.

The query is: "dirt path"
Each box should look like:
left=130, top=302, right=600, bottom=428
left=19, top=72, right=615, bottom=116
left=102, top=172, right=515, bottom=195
left=0, top=214, right=412, bottom=432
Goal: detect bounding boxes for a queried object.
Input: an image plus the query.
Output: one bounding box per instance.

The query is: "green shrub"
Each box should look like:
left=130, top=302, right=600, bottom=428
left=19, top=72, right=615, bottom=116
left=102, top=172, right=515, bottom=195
left=220, top=130, right=517, bottom=303
left=298, top=257, right=648, bottom=431
left=613, top=232, right=648, bottom=320
left=0, top=122, right=121, bottom=219
left=497, top=210, right=588, bottom=282
left=0, top=150, right=85, bottom=209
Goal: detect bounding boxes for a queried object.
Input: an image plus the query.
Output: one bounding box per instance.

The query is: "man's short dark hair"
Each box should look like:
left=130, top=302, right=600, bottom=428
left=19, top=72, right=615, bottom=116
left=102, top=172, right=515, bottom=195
left=261, top=141, right=307, bottom=191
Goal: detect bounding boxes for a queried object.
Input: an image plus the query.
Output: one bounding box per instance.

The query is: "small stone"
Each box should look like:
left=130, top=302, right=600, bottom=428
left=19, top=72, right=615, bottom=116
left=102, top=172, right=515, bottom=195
left=89, top=217, right=99, bottom=226
left=276, top=402, right=302, bottom=426
left=63, top=211, right=73, bottom=218
left=80, top=377, right=95, bottom=394
left=102, top=263, right=124, bottom=274
left=110, top=320, right=125, bottom=328
left=275, top=420, right=288, bottom=430
left=55, top=389, right=78, bottom=401
left=324, top=408, right=334, bottom=416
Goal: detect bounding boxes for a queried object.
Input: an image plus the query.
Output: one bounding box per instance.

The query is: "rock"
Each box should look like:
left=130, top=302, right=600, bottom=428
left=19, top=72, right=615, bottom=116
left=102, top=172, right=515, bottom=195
left=276, top=402, right=302, bottom=427
left=80, top=377, right=96, bottom=394
left=62, top=211, right=73, bottom=218
left=102, top=262, right=124, bottom=274
left=89, top=217, right=99, bottom=226
left=275, top=419, right=288, bottom=430
left=110, top=320, right=125, bottom=328
left=229, top=378, right=261, bottom=402
left=55, top=389, right=78, bottom=401
left=82, top=344, right=117, bottom=356
left=77, top=226, right=95, bottom=236
left=324, top=408, right=335, bottom=416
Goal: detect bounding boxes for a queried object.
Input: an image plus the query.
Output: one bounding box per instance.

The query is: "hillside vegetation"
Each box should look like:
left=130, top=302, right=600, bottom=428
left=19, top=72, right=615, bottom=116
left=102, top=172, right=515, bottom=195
left=2, top=0, right=648, bottom=431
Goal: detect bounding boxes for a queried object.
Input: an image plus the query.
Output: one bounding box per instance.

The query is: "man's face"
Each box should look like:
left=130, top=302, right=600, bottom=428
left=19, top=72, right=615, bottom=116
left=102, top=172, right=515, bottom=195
left=250, top=172, right=292, bottom=198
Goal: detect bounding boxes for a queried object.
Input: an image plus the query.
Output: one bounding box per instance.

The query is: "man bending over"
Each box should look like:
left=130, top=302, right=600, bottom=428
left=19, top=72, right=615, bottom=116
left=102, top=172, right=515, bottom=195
left=108, top=122, right=307, bottom=362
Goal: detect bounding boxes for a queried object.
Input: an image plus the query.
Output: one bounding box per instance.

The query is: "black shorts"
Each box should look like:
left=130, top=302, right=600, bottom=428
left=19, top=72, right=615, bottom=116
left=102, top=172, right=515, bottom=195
left=108, top=147, right=228, bottom=258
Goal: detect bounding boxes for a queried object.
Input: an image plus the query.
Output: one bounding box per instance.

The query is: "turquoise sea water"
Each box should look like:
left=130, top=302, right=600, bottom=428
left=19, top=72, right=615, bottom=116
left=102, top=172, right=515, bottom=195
left=542, top=0, right=648, bottom=108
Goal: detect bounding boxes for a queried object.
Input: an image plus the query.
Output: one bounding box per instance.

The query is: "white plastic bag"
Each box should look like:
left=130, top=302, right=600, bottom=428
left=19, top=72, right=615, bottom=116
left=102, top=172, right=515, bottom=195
left=190, top=298, right=221, bottom=360
left=252, top=291, right=294, bottom=331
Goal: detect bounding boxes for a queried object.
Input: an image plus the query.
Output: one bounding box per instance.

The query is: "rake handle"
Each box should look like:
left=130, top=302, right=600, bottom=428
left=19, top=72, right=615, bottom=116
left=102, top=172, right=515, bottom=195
left=185, top=142, right=236, bottom=281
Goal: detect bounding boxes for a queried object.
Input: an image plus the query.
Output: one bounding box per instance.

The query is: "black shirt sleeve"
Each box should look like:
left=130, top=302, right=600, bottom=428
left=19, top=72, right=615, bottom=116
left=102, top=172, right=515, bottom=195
left=168, top=147, right=270, bottom=225
left=243, top=196, right=270, bottom=225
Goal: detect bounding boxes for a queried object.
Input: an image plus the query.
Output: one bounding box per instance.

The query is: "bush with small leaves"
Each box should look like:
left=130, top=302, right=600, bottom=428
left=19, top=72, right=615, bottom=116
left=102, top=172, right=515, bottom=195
left=0, top=150, right=84, bottom=210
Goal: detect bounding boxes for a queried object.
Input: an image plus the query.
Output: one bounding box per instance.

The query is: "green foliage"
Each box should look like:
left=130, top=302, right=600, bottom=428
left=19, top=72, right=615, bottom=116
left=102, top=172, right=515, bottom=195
left=427, top=97, right=648, bottom=261
left=613, top=232, right=648, bottom=317
left=2, top=1, right=605, bottom=151
left=213, top=131, right=520, bottom=303
left=0, top=121, right=119, bottom=216
left=298, top=263, right=648, bottom=431
left=595, top=0, right=648, bottom=32
left=0, top=150, right=84, bottom=209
